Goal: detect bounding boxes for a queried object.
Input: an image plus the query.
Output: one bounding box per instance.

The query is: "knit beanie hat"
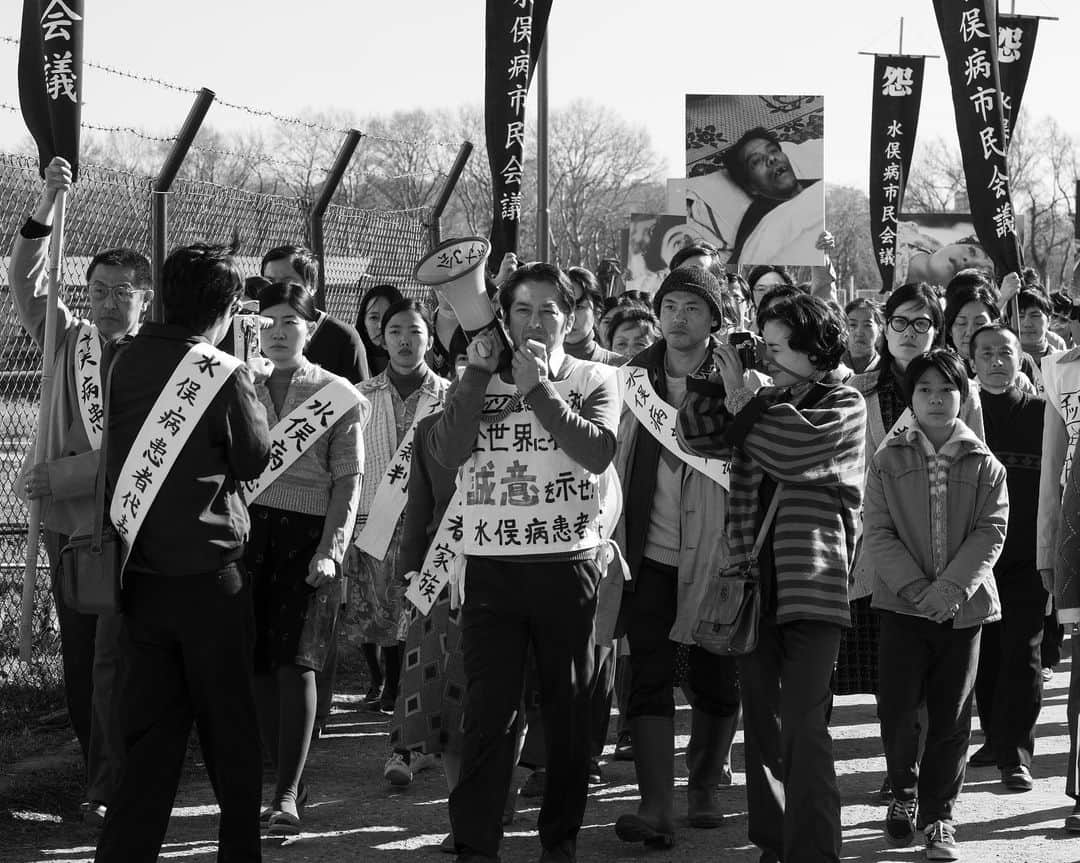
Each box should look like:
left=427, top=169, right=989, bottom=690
left=652, top=266, right=724, bottom=326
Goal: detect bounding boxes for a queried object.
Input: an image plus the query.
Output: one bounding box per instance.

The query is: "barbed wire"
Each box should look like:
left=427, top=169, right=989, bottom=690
left=0, top=35, right=458, bottom=150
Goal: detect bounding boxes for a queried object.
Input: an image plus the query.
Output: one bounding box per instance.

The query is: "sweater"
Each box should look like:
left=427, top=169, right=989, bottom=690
left=307, top=313, right=369, bottom=383
left=677, top=371, right=866, bottom=628
left=565, top=333, right=626, bottom=368
left=980, top=386, right=1043, bottom=574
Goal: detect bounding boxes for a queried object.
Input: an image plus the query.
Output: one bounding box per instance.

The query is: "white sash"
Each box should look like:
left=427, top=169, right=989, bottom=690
left=110, top=343, right=242, bottom=564
left=620, top=365, right=730, bottom=490
left=74, top=323, right=104, bottom=450
left=877, top=407, right=915, bottom=455
left=353, top=389, right=443, bottom=560
left=243, top=378, right=363, bottom=502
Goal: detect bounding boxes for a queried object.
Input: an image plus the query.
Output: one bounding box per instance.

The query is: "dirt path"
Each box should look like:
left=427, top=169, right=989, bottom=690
left=4, top=661, right=1080, bottom=862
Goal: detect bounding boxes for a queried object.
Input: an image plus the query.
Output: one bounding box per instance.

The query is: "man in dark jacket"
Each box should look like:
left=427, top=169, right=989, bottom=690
left=95, top=242, right=271, bottom=863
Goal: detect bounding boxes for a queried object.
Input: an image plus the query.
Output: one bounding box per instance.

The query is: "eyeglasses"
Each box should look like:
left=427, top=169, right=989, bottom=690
left=888, top=315, right=934, bottom=334
left=89, top=281, right=144, bottom=304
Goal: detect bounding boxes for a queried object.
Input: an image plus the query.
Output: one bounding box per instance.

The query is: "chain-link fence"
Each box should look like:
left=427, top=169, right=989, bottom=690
left=0, top=152, right=432, bottom=721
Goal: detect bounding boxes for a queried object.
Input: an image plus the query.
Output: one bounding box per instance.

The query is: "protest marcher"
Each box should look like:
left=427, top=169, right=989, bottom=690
left=608, top=306, right=661, bottom=360
left=262, top=245, right=369, bottom=384
left=611, top=267, right=744, bottom=848
left=12, top=157, right=149, bottom=826
left=865, top=349, right=1007, bottom=860
left=966, top=324, right=1046, bottom=792
left=1053, top=441, right=1080, bottom=832
left=1049, top=292, right=1078, bottom=349
left=261, top=245, right=369, bottom=736
left=427, top=261, right=620, bottom=863
left=1017, top=288, right=1061, bottom=394
left=746, top=265, right=794, bottom=317
left=678, top=293, right=866, bottom=863
left=244, top=282, right=367, bottom=835
left=95, top=241, right=271, bottom=863
left=843, top=298, right=883, bottom=375
left=346, top=300, right=449, bottom=736
left=564, top=266, right=625, bottom=366
left=356, top=283, right=405, bottom=380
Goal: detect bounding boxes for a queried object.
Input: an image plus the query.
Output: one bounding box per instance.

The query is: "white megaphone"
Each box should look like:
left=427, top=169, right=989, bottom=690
left=414, top=237, right=512, bottom=363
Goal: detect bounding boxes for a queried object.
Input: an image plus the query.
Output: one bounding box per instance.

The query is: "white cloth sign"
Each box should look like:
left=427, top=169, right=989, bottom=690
left=243, top=378, right=363, bottom=502
left=353, top=389, right=443, bottom=560
left=620, top=365, right=730, bottom=490
left=877, top=407, right=915, bottom=455
left=74, top=324, right=103, bottom=450
left=110, top=343, right=241, bottom=566
left=461, top=363, right=613, bottom=557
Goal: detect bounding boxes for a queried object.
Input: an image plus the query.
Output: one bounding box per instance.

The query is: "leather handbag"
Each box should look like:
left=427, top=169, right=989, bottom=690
left=692, top=485, right=782, bottom=657
left=60, top=350, right=123, bottom=615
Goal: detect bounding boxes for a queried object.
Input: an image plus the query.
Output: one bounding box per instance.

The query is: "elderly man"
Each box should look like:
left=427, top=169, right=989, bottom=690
left=726, top=126, right=825, bottom=268
left=427, top=262, right=620, bottom=863
left=12, top=156, right=153, bottom=826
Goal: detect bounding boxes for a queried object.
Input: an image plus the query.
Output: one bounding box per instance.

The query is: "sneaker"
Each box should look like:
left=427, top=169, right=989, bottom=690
left=412, top=751, right=437, bottom=774
left=81, top=801, right=107, bottom=827
left=588, top=759, right=602, bottom=785
left=876, top=775, right=893, bottom=804
left=924, top=820, right=959, bottom=861
left=379, top=689, right=398, bottom=714
left=885, top=797, right=917, bottom=846
left=384, top=752, right=412, bottom=786
left=1001, top=764, right=1033, bottom=792
left=967, top=742, right=996, bottom=768
left=520, top=768, right=547, bottom=798
left=364, top=684, right=383, bottom=707
left=613, top=730, right=634, bottom=761
left=718, top=764, right=733, bottom=787
left=1042, top=666, right=1055, bottom=683
left=1064, top=802, right=1080, bottom=833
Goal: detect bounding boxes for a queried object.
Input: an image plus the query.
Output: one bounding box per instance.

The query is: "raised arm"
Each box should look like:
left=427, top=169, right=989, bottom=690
left=528, top=368, right=619, bottom=474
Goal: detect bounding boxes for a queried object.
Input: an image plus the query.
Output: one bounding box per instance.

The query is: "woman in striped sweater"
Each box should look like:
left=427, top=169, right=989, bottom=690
left=678, top=294, right=866, bottom=863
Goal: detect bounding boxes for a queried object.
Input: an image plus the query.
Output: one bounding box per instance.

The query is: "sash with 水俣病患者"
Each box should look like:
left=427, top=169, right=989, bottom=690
left=353, top=388, right=443, bottom=561
left=110, top=343, right=241, bottom=570
left=243, top=377, right=364, bottom=502
left=619, top=365, right=730, bottom=490
left=74, top=323, right=103, bottom=450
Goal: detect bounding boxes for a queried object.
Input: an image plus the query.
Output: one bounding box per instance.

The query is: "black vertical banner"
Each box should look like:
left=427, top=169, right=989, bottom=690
left=996, top=15, right=1040, bottom=144
left=484, top=0, right=553, bottom=271
left=18, top=0, right=85, bottom=181
left=869, top=56, right=925, bottom=293
left=933, top=0, right=1022, bottom=280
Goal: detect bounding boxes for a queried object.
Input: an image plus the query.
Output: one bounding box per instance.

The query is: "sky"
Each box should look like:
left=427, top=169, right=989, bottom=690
left=0, top=0, right=1071, bottom=195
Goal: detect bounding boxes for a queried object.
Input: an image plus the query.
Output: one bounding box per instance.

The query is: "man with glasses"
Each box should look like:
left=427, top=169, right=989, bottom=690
left=11, top=157, right=153, bottom=826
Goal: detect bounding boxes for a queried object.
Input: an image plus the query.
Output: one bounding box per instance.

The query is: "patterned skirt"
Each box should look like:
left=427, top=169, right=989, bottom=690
left=343, top=518, right=406, bottom=648
left=387, top=585, right=467, bottom=756
left=833, top=595, right=879, bottom=696
left=248, top=505, right=340, bottom=673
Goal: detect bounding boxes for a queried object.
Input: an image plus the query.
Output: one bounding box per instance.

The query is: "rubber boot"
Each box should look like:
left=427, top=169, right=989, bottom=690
left=686, top=707, right=737, bottom=828
left=614, top=716, right=676, bottom=848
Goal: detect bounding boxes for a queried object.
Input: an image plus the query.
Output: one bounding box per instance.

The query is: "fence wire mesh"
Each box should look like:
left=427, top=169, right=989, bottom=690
left=0, top=152, right=433, bottom=717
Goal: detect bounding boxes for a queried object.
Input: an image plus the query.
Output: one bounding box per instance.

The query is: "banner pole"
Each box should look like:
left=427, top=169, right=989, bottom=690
left=899, top=16, right=905, bottom=54
left=19, top=188, right=66, bottom=661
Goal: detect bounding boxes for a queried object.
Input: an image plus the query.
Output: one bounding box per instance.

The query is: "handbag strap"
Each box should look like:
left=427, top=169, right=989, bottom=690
left=90, top=344, right=124, bottom=552
left=747, top=482, right=782, bottom=565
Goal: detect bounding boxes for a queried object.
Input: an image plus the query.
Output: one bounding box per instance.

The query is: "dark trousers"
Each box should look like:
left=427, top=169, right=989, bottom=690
left=449, top=557, right=600, bottom=859
left=739, top=615, right=842, bottom=863
left=1066, top=627, right=1080, bottom=799
left=94, top=564, right=262, bottom=863
left=878, top=611, right=981, bottom=827
left=624, top=559, right=740, bottom=719
left=973, top=574, right=1046, bottom=769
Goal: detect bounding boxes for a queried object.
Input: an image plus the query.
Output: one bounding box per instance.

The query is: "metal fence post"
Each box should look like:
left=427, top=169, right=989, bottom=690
left=310, top=130, right=363, bottom=312
left=151, top=87, right=216, bottom=322
left=427, top=141, right=474, bottom=250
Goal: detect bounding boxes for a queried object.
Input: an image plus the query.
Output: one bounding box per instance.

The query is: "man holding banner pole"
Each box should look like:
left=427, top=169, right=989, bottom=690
left=13, top=158, right=154, bottom=825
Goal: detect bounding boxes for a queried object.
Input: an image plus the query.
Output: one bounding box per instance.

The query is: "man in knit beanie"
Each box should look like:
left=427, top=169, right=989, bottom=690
left=651, top=266, right=727, bottom=331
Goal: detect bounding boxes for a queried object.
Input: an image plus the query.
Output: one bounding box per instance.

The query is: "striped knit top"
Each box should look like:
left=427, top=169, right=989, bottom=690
left=677, top=371, right=867, bottom=628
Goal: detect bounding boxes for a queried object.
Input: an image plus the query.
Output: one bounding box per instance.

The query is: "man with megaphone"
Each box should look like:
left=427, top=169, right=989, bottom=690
left=423, top=259, right=621, bottom=863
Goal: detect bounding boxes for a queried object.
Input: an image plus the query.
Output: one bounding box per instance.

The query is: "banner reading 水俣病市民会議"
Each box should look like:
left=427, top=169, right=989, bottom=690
left=18, top=0, right=84, bottom=180
left=869, top=55, right=925, bottom=294
left=933, top=0, right=1022, bottom=280
left=484, top=0, right=552, bottom=270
